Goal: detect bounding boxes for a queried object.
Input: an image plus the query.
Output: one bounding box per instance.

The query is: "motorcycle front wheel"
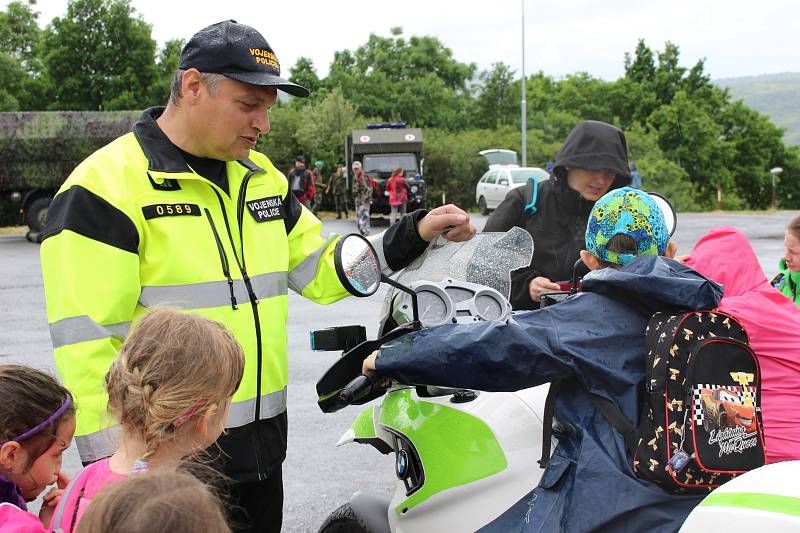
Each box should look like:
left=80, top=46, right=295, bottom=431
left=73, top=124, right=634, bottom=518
left=318, top=503, right=371, bottom=533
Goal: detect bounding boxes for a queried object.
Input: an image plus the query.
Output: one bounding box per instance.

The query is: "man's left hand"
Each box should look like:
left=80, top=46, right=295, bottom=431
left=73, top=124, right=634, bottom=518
left=417, top=204, right=476, bottom=242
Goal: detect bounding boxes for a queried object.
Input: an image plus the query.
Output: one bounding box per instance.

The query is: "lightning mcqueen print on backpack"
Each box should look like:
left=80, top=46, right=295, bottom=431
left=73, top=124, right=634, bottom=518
left=632, top=310, right=766, bottom=493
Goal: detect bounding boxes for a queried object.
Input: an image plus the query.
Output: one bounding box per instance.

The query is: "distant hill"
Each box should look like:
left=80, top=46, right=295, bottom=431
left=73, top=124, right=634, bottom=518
left=714, top=72, right=800, bottom=145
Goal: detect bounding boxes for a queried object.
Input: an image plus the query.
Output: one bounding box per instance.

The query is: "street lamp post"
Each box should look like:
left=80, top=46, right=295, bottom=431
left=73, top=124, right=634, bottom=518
left=770, top=167, right=783, bottom=210
left=520, top=0, right=526, bottom=167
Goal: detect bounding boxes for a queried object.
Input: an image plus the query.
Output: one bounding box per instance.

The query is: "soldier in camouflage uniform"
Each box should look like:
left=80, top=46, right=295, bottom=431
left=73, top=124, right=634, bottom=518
left=328, top=163, right=348, bottom=219
left=352, top=161, right=373, bottom=235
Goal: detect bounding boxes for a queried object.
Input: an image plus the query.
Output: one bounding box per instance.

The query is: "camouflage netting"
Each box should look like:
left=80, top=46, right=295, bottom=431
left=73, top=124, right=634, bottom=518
left=0, top=111, right=141, bottom=191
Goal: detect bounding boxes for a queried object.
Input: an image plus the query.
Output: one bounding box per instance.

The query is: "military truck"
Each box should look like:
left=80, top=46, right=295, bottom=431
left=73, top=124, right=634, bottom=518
left=345, top=123, right=427, bottom=215
left=0, top=111, right=140, bottom=238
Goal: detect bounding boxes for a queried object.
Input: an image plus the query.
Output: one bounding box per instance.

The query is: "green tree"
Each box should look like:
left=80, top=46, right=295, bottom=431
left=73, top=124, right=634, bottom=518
left=256, top=102, right=304, bottom=171
left=0, top=0, right=41, bottom=69
left=0, top=53, right=26, bottom=110
left=0, top=0, right=51, bottom=110
left=41, top=0, right=158, bottom=110
left=649, top=90, right=733, bottom=207
left=149, top=38, right=183, bottom=105
left=475, top=62, right=519, bottom=129
left=653, top=42, right=686, bottom=106
left=325, top=27, right=476, bottom=128
left=288, top=56, right=321, bottom=101
left=625, top=123, right=699, bottom=211
left=717, top=100, right=786, bottom=208
left=295, top=87, right=362, bottom=166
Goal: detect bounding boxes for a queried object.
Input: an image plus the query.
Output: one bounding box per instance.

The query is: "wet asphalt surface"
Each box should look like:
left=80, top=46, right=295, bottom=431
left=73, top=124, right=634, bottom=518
left=0, top=210, right=795, bottom=531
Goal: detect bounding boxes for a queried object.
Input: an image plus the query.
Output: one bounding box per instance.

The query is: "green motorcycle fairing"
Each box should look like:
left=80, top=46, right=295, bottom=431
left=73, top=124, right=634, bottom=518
left=378, top=388, right=508, bottom=516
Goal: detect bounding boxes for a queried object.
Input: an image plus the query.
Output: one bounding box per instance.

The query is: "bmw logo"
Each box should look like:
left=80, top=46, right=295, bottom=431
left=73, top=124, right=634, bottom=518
left=396, top=450, right=409, bottom=479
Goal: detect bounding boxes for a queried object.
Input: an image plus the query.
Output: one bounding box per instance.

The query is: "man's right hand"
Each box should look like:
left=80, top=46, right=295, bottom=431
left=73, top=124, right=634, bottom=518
left=529, top=276, right=561, bottom=303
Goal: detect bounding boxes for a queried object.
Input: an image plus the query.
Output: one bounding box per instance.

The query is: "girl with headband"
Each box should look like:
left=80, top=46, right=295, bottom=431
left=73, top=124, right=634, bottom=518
left=50, top=308, right=244, bottom=533
left=0, top=365, right=76, bottom=529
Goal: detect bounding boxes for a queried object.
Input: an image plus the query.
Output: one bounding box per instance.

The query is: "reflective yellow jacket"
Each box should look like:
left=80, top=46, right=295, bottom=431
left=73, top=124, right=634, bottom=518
left=40, top=108, right=426, bottom=479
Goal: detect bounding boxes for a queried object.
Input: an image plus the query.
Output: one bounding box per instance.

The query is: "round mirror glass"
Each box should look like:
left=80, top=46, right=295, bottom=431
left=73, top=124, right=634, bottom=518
left=648, top=192, right=677, bottom=237
left=336, top=234, right=381, bottom=297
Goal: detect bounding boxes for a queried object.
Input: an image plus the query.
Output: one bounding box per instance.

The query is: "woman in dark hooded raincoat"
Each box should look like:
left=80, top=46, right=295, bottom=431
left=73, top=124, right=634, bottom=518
left=484, top=121, right=631, bottom=309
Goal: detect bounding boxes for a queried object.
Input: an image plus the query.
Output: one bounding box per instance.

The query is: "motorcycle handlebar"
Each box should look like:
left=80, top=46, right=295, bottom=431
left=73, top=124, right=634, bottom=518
left=339, top=372, right=381, bottom=405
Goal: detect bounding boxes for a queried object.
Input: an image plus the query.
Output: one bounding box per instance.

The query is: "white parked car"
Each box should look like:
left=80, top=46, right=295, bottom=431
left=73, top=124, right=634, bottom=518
left=476, top=166, right=549, bottom=214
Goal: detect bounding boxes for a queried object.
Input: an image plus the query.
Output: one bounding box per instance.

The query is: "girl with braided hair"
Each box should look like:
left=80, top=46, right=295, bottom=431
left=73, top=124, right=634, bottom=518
left=50, top=308, right=244, bottom=533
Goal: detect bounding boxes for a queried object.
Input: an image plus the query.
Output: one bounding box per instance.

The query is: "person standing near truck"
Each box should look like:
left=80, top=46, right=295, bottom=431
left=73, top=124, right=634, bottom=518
left=328, top=163, right=349, bottom=219
left=352, top=161, right=373, bottom=235
left=38, top=19, right=476, bottom=533
left=288, top=155, right=314, bottom=209
left=311, top=160, right=326, bottom=215
left=387, top=167, right=408, bottom=225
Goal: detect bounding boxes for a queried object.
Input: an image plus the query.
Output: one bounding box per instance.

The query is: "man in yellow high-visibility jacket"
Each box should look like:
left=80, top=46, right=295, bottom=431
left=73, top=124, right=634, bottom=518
left=40, top=20, right=475, bottom=532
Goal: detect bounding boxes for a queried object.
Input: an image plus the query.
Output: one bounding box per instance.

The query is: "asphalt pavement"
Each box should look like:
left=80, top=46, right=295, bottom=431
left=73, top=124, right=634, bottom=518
left=0, top=210, right=795, bottom=531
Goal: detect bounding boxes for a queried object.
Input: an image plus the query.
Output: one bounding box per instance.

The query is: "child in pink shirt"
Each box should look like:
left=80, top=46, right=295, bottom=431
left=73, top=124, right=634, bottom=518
left=50, top=309, right=244, bottom=532
left=684, top=226, right=800, bottom=463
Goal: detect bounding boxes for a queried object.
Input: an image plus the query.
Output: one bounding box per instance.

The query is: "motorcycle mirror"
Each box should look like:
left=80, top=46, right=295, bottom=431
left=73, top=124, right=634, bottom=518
left=334, top=234, right=381, bottom=297
left=647, top=192, right=677, bottom=237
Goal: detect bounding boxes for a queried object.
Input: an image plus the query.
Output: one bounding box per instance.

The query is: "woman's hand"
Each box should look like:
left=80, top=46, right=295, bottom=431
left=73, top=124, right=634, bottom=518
left=417, top=204, right=476, bottom=242
left=528, top=276, right=561, bottom=303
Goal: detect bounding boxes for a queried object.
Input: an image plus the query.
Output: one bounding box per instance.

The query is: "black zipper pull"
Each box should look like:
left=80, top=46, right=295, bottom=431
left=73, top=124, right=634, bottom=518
left=228, top=278, right=239, bottom=310
left=206, top=208, right=239, bottom=311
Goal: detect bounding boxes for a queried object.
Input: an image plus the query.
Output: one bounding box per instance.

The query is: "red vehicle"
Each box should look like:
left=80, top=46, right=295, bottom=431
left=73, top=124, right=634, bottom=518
left=700, top=387, right=757, bottom=433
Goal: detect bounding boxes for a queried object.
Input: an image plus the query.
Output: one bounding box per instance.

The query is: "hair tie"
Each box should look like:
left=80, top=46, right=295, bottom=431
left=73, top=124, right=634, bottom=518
left=172, top=399, right=206, bottom=429
left=0, top=393, right=72, bottom=446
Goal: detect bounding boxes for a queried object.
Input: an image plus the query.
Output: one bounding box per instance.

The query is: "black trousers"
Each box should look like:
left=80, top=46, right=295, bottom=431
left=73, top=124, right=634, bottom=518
left=228, top=466, right=284, bottom=533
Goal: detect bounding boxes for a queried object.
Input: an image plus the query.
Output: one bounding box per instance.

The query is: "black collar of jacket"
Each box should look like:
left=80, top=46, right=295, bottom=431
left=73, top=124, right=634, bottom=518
left=548, top=178, right=594, bottom=216
left=132, top=107, right=263, bottom=174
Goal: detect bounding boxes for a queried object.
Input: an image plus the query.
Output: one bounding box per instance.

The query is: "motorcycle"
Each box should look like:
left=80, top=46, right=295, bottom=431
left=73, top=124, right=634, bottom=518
left=312, top=227, right=552, bottom=533
left=312, top=192, right=800, bottom=532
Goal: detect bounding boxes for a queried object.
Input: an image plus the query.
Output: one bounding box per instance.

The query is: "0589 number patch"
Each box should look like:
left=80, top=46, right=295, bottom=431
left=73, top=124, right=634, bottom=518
left=142, top=203, right=201, bottom=219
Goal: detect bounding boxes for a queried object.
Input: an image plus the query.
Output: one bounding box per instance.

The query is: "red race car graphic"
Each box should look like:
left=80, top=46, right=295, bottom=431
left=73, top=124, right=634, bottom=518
left=699, top=387, right=756, bottom=433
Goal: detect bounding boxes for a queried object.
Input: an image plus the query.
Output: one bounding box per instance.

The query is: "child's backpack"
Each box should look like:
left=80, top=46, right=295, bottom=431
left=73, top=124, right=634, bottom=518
left=541, top=309, right=767, bottom=494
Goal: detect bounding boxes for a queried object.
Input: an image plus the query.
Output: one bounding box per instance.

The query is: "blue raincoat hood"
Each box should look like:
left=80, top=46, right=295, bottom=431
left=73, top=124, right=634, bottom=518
left=581, top=255, right=724, bottom=315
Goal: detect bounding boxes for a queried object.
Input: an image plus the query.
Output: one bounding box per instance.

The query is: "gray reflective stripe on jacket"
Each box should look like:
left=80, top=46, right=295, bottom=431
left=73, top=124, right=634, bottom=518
left=75, top=425, right=119, bottom=464
left=288, top=235, right=339, bottom=293
left=226, top=387, right=288, bottom=428
left=49, top=316, right=130, bottom=349
left=139, top=271, right=288, bottom=309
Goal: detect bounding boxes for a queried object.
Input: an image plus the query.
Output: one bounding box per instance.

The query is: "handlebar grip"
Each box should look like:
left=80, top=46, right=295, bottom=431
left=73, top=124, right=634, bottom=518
left=340, top=372, right=379, bottom=405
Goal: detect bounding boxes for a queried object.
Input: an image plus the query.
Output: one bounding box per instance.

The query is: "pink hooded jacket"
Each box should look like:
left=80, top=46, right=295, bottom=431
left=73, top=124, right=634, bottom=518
left=685, top=226, right=800, bottom=463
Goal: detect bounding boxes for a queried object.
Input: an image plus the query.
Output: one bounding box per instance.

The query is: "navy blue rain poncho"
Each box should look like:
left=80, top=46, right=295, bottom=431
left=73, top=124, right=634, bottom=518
left=376, top=256, right=723, bottom=532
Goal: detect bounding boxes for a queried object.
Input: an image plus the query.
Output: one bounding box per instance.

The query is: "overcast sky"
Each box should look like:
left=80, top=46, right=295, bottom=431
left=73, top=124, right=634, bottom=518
left=10, top=0, right=800, bottom=81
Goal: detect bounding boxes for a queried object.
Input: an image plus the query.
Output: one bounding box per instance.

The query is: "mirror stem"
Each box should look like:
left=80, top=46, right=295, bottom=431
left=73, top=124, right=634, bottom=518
left=381, top=274, right=420, bottom=323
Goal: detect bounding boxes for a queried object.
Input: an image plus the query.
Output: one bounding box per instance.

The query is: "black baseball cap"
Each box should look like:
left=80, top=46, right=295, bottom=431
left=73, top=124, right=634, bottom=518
left=179, top=20, right=309, bottom=98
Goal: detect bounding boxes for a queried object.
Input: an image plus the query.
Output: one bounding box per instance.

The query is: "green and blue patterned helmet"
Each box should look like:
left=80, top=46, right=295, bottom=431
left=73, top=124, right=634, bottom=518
left=586, top=187, right=669, bottom=266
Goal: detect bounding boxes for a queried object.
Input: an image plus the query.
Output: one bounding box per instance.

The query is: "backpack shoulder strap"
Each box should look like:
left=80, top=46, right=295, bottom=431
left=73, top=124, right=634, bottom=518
left=589, top=393, right=639, bottom=456
left=523, top=177, right=539, bottom=215
left=51, top=465, right=92, bottom=532
left=538, top=379, right=562, bottom=468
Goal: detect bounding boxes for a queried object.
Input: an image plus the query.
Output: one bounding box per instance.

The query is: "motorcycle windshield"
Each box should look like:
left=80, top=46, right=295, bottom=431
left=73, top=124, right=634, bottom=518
left=384, top=226, right=533, bottom=305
